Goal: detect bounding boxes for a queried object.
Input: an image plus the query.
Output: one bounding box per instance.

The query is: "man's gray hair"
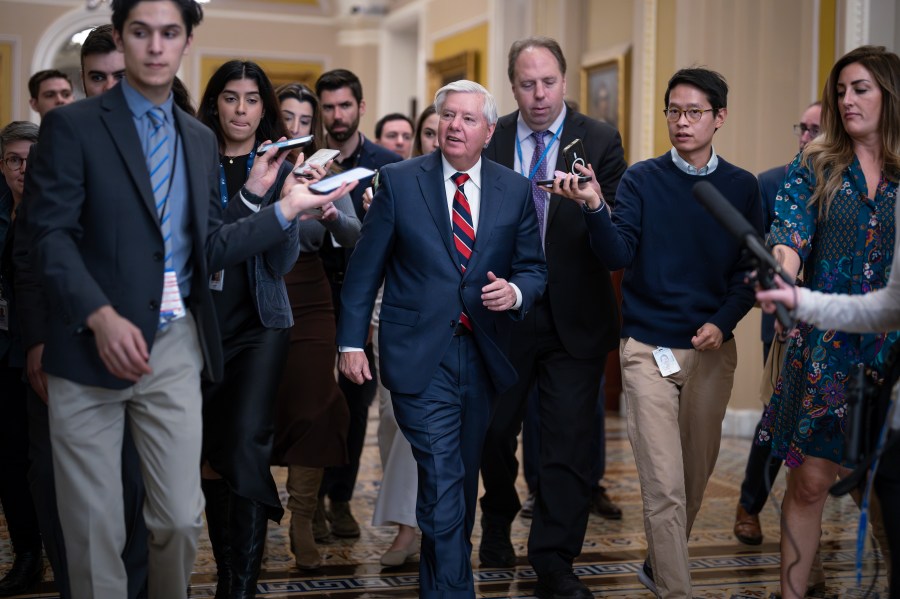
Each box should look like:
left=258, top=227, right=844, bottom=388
left=0, top=121, right=39, bottom=155
left=433, top=80, right=498, bottom=126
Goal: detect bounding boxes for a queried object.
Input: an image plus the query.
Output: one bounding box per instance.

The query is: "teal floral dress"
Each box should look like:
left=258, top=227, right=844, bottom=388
left=758, top=154, right=899, bottom=468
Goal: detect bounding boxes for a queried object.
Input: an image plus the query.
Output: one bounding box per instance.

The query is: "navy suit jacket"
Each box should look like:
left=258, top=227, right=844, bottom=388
left=485, top=109, right=626, bottom=358
left=336, top=150, right=547, bottom=396
left=758, top=163, right=789, bottom=344
left=27, top=83, right=287, bottom=389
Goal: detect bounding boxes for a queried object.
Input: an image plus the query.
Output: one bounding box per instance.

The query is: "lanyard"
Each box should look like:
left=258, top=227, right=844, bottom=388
left=515, top=124, right=563, bottom=181
left=218, top=150, right=255, bottom=208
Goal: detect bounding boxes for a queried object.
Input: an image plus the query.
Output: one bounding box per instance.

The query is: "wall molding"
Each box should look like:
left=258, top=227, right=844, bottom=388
left=842, top=0, right=870, bottom=51
left=634, top=0, right=656, bottom=163
left=0, top=34, right=21, bottom=124
left=31, top=5, right=109, bottom=74
left=336, top=28, right=380, bottom=46
left=191, top=46, right=331, bottom=96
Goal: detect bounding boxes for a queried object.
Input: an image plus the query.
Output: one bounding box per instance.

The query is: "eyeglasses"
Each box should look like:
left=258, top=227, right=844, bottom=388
left=663, top=107, right=715, bottom=123
left=793, top=124, right=820, bottom=138
left=1, top=155, right=26, bottom=171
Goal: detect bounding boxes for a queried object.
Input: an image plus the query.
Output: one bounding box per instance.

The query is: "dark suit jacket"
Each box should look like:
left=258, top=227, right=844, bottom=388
left=349, top=136, right=403, bottom=220
left=27, top=83, right=288, bottom=390
left=336, top=151, right=547, bottom=396
left=484, top=109, right=626, bottom=358
left=758, top=164, right=789, bottom=344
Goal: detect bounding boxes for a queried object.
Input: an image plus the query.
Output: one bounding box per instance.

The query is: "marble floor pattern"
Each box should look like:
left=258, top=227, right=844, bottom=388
left=0, top=410, right=888, bottom=598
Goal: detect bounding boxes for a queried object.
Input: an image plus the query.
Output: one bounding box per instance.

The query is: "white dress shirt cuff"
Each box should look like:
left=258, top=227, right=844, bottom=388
left=510, top=283, right=522, bottom=310
left=339, top=346, right=364, bottom=353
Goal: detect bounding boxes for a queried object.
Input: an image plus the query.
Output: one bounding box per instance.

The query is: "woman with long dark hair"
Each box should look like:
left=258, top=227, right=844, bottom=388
left=754, top=46, right=900, bottom=598
left=196, top=60, right=302, bottom=598
left=269, top=82, right=359, bottom=570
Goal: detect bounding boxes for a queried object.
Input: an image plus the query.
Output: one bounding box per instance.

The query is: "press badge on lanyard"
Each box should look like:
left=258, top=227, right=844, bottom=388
left=652, top=347, right=681, bottom=377
left=210, top=152, right=255, bottom=290
left=160, top=269, right=186, bottom=324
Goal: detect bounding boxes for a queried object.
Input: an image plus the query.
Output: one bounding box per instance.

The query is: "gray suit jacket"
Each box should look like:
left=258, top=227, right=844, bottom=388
left=28, top=83, right=287, bottom=389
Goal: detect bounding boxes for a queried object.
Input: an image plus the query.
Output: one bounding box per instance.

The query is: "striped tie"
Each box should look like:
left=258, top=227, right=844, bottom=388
left=146, top=107, right=176, bottom=327
left=529, top=130, right=548, bottom=241
left=451, top=171, right=474, bottom=330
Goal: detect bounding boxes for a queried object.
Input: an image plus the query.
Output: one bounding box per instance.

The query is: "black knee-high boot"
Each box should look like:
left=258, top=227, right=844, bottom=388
left=201, top=479, right=232, bottom=599
left=229, top=495, right=268, bottom=599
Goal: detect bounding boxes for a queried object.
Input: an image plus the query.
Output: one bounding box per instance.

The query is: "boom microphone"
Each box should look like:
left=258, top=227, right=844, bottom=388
left=692, top=181, right=794, bottom=329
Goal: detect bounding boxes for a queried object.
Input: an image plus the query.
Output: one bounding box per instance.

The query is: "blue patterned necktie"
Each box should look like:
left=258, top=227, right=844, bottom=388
left=451, top=171, right=474, bottom=330
left=529, top=130, right=548, bottom=240
left=146, top=107, right=178, bottom=327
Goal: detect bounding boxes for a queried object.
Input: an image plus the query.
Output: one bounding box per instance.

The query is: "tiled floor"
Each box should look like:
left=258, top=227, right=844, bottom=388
left=1, top=411, right=888, bottom=598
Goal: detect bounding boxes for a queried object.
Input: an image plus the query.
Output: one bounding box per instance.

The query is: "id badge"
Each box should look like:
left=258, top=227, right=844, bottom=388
left=0, top=298, right=8, bottom=331
left=159, top=269, right=186, bottom=326
left=209, top=269, right=224, bottom=291
left=652, top=346, right=681, bottom=377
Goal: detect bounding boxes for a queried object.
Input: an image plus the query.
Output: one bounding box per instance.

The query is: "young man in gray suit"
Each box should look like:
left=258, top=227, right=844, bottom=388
left=26, top=1, right=350, bottom=597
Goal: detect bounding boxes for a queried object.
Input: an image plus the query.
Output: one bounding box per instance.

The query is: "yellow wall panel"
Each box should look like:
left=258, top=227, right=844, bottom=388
left=0, top=42, right=13, bottom=126
left=432, top=23, right=488, bottom=85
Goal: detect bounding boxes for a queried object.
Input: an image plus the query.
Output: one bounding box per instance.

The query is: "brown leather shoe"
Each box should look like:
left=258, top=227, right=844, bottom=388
left=590, top=487, right=622, bottom=520
left=734, top=504, right=763, bottom=545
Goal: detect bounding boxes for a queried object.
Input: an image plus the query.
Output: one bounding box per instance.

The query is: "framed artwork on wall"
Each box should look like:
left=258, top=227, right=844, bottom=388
left=581, top=47, right=630, bottom=150
left=426, top=50, right=477, bottom=101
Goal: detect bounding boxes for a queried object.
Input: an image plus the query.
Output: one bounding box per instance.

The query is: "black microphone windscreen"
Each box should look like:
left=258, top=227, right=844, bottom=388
left=692, top=180, right=757, bottom=241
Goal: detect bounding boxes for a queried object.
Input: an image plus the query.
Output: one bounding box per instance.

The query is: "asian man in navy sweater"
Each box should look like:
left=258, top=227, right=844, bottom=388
left=551, top=67, right=762, bottom=599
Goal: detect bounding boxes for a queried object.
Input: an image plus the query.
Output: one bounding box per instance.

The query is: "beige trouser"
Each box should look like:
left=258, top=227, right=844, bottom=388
left=621, top=337, right=738, bottom=599
left=47, top=314, right=205, bottom=599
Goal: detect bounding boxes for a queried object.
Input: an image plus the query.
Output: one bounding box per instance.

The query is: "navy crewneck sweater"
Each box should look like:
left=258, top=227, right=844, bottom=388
left=584, top=153, right=762, bottom=349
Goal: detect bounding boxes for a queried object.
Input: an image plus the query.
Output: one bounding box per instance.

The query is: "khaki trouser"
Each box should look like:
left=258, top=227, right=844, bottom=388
left=621, top=337, right=738, bottom=599
left=48, top=314, right=205, bottom=599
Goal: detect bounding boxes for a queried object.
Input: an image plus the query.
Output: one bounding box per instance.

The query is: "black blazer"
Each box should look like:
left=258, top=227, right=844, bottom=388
left=27, top=84, right=288, bottom=389
left=484, top=109, right=627, bottom=358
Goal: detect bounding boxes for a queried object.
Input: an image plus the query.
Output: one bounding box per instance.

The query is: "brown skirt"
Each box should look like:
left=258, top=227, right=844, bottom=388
left=271, top=253, right=350, bottom=467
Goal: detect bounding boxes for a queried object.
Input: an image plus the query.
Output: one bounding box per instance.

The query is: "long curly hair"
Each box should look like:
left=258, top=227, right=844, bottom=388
left=802, top=46, right=900, bottom=216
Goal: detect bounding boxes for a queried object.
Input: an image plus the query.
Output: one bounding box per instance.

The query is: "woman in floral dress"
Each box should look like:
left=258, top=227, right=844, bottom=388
left=758, top=45, right=900, bottom=599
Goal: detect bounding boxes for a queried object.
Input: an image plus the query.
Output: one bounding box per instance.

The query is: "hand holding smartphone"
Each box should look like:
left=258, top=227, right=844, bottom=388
left=535, top=174, right=592, bottom=188
left=257, top=135, right=314, bottom=154
left=293, top=148, right=341, bottom=177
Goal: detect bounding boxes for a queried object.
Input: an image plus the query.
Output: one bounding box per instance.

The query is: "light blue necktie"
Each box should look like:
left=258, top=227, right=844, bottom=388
left=146, top=107, right=178, bottom=327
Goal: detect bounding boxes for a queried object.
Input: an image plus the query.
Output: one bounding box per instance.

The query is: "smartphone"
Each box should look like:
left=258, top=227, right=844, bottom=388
left=563, top=138, right=587, bottom=174
left=534, top=174, right=592, bottom=187
left=293, top=148, right=341, bottom=177
left=257, top=135, right=314, bottom=154
left=309, top=167, right=376, bottom=194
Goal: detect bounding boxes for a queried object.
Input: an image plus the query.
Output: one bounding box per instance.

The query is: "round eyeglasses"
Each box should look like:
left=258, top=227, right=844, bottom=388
left=663, top=107, right=715, bottom=123
left=1, top=155, right=27, bottom=171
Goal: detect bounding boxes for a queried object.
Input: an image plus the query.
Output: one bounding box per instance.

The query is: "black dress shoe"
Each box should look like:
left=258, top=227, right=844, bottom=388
left=478, top=515, right=515, bottom=568
left=534, top=570, right=592, bottom=599
left=590, top=486, right=622, bottom=520
left=0, top=550, right=43, bottom=597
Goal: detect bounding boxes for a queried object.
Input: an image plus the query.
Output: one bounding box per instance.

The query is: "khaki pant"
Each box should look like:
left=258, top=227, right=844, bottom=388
left=621, top=337, right=738, bottom=599
left=48, top=314, right=205, bottom=599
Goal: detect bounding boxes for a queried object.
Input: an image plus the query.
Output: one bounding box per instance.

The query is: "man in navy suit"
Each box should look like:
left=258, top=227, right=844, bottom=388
left=25, top=1, right=348, bottom=596
left=337, top=80, right=546, bottom=597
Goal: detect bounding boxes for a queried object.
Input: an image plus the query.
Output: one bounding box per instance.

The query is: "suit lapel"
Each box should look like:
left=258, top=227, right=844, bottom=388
left=175, top=108, right=208, bottom=231
left=466, top=159, right=503, bottom=278
left=417, top=153, right=457, bottom=266
left=491, top=113, right=518, bottom=170
left=547, top=110, right=585, bottom=227
left=100, top=85, right=158, bottom=224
